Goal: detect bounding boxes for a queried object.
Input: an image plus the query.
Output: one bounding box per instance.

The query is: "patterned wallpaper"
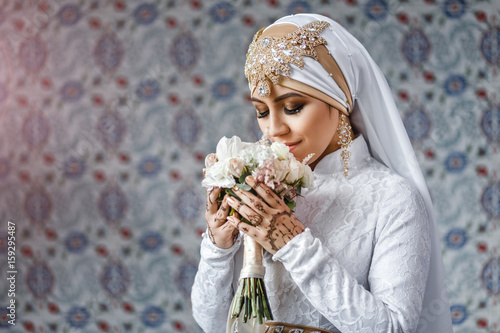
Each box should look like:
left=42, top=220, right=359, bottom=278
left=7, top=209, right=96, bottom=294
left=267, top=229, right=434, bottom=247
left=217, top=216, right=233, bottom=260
left=0, top=0, right=498, bottom=332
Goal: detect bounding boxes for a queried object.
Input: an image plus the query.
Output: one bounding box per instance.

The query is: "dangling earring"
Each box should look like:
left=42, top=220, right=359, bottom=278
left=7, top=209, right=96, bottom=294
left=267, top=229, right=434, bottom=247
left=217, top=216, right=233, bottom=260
left=337, top=113, right=352, bottom=177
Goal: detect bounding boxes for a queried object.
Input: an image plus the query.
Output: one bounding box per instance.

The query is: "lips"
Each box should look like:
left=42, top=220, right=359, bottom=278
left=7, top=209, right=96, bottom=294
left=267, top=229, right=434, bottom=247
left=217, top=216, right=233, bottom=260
left=284, top=141, right=301, bottom=152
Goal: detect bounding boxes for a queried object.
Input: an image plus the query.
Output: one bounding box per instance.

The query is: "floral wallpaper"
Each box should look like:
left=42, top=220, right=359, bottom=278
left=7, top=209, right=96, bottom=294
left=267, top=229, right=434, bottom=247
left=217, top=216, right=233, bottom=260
left=0, top=0, right=498, bottom=332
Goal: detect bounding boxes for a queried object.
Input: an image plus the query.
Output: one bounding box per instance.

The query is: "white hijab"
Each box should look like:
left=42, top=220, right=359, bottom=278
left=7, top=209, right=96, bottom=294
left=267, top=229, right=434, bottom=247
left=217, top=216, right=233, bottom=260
left=262, top=14, right=453, bottom=332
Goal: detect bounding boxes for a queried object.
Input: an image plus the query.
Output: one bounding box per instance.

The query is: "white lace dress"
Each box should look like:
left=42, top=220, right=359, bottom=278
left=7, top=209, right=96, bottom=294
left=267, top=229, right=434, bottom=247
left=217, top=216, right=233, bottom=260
left=191, top=136, right=431, bottom=333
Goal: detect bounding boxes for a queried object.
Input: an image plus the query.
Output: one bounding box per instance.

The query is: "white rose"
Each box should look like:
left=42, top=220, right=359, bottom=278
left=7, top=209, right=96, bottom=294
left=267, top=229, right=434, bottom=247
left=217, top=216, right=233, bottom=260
left=216, top=136, right=251, bottom=161
left=300, top=165, right=314, bottom=189
left=228, top=157, right=245, bottom=178
left=205, top=153, right=217, bottom=168
left=201, top=160, right=236, bottom=188
left=271, top=142, right=290, bottom=160
left=272, top=159, right=289, bottom=182
left=285, top=158, right=304, bottom=184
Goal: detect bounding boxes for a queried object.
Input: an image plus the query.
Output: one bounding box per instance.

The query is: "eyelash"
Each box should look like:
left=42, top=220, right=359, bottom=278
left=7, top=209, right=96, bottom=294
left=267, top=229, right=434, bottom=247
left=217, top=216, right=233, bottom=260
left=257, top=105, right=304, bottom=119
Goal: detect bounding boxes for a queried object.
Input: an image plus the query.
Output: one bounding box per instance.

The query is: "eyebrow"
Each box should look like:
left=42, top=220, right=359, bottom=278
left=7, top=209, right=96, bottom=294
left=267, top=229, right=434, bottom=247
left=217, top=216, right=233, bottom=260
left=251, top=92, right=305, bottom=104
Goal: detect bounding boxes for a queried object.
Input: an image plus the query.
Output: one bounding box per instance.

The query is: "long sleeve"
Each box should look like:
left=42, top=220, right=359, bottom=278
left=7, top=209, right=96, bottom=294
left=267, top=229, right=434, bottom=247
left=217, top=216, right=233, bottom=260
left=191, top=232, right=242, bottom=333
left=273, top=175, right=431, bottom=333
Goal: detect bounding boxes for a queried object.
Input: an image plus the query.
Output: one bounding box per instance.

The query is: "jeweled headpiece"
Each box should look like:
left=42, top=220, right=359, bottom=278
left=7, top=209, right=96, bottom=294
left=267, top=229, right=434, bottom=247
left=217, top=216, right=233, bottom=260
left=245, top=21, right=330, bottom=98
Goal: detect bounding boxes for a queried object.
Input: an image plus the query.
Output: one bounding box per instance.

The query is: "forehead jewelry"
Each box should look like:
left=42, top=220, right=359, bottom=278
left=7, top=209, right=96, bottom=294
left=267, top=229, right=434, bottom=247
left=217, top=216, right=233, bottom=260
left=245, top=21, right=330, bottom=98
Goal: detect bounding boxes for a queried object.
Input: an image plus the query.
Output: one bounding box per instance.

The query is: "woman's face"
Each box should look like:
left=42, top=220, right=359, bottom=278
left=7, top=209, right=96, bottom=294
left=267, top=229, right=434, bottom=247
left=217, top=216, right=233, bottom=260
left=251, top=84, right=341, bottom=170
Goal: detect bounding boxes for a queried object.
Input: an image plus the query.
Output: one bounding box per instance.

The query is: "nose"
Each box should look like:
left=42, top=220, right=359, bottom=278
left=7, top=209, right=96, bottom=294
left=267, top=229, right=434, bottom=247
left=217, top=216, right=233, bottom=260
left=267, top=112, right=289, bottom=138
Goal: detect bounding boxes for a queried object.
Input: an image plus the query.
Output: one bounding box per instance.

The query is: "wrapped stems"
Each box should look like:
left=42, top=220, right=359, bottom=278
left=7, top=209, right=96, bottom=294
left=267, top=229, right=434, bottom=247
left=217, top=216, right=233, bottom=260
left=230, top=234, right=273, bottom=324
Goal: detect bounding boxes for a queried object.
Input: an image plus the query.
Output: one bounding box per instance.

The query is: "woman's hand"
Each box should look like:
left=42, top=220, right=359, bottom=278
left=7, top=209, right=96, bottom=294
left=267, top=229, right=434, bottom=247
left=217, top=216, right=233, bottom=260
left=205, top=187, right=239, bottom=249
left=225, top=176, right=305, bottom=254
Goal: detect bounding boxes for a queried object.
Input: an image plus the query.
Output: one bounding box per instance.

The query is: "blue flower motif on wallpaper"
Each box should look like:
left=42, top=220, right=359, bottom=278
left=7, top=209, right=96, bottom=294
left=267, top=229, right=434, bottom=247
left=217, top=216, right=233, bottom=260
left=60, top=80, right=84, bottom=102
left=0, top=157, right=9, bottom=179
left=480, top=27, right=500, bottom=65
left=443, top=0, right=467, bottom=19
left=445, top=152, right=467, bottom=173
left=445, top=228, right=467, bottom=249
left=481, top=257, right=500, bottom=295
left=26, top=262, right=54, bottom=298
left=136, top=79, right=160, bottom=102
left=170, top=32, right=200, bottom=72
left=209, top=2, right=235, bottom=23
left=480, top=105, right=500, bottom=144
left=94, top=33, right=124, bottom=74
left=22, top=113, right=50, bottom=149
left=63, top=155, right=86, bottom=179
left=58, top=4, right=82, bottom=26
left=100, top=261, right=130, bottom=298
left=25, top=187, right=53, bottom=224
left=450, top=304, right=467, bottom=325
left=175, top=263, right=198, bottom=297
left=287, top=1, right=311, bottom=14
left=404, top=106, right=431, bottom=142
left=365, top=0, right=388, bottom=21
left=66, top=306, right=90, bottom=328
left=481, top=181, right=500, bottom=218
left=173, top=109, right=201, bottom=146
left=133, top=3, right=158, bottom=25
left=138, top=156, right=162, bottom=177
left=443, top=74, right=467, bottom=96
left=19, top=36, right=48, bottom=73
left=400, top=29, right=431, bottom=67
left=212, top=78, right=236, bottom=100
left=98, top=185, right=128, bottom=225
left=65, top=231, right=89, bottom=254
left=141, top=305, right=166, bottom=328
left=174, top=187, right=203, bottom=221
left=96, top=111, right=127, bottom=150
left=139, top=231, right=164, bottom=252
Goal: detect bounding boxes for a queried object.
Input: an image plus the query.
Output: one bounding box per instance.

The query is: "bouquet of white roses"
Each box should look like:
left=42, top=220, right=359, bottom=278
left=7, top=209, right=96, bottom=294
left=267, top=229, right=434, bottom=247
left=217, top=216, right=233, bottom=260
left=202, top=135, right=313, bottom=331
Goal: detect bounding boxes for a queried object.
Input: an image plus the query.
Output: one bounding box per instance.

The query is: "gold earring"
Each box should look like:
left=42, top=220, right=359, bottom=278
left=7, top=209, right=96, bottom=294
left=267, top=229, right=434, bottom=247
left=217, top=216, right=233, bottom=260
left=337, top=113, right=352, bottom=177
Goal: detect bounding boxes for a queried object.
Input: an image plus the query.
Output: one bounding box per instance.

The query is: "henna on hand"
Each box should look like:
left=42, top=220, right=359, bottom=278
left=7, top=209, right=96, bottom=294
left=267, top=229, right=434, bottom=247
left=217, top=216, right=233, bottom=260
left=266, top=211, right=304, bottom=252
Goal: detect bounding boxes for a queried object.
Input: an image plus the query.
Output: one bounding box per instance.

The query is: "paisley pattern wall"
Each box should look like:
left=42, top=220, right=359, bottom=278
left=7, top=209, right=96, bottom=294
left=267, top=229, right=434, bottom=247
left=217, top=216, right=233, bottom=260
left=0, top=0, right=498, bottom=332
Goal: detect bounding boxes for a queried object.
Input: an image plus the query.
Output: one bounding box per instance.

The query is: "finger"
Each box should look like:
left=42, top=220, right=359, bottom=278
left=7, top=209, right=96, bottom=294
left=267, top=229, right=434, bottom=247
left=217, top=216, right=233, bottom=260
left=231, top=185, right=273, bottom=217
left=226, top=195, right=251, bottom=216
left=245, top=176, right=289, bottom=213
left=206, top=187, right=222, bottom=214
left=227, top=215, right=261, bottom=237
left=212, top=196, right=230, bottom=226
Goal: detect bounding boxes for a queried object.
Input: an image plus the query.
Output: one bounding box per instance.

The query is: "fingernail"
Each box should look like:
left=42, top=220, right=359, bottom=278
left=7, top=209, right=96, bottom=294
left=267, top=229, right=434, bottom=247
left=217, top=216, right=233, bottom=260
left=232, top=185, right=239, bottom=192
left=227, top=196, right=237, bottom=205
left=227, top=215, right=238, bottom=225
left=245, top=175, right=254, bottom=184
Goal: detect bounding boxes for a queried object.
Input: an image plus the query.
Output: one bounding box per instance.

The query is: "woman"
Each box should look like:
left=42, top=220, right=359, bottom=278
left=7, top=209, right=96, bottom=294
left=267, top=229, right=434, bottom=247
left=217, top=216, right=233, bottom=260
left=192, top=13, right=453, bottom=333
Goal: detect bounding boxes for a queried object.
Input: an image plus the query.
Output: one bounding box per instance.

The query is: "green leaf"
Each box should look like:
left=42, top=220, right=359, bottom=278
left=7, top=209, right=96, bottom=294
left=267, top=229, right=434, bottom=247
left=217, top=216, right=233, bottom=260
left=236, top=183, right=252, bottom=191
left=239, top=171, right=252, bottom=184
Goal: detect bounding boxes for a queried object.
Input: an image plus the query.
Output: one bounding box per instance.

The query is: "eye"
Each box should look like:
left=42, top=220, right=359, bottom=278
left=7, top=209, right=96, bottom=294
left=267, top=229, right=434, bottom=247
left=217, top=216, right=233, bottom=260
left=256, top=110, right=269, bottom=119
left=284, top=105, right=303, bottom=115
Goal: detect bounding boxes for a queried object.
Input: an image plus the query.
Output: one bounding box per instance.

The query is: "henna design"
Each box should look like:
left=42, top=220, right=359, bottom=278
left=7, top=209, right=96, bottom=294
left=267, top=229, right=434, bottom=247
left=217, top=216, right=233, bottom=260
left=266, top=212, right=304, bottom=252
left=236, top=201, right=245, bottom=211
left=207, top=224, right=217, bottom=245
left=255, top=202, right=266, bottom=214
left=248, top=214, right=263, bottom=226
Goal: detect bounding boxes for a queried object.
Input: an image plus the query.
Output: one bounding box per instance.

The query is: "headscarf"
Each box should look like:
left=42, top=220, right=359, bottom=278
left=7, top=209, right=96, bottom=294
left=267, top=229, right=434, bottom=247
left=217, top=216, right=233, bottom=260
left=245, top=13, right=452, bottom=332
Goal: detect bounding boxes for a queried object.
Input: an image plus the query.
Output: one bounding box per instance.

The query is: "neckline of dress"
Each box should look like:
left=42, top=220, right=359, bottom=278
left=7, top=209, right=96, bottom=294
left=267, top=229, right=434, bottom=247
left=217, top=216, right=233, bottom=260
left=313, top=134, right=371, bottom=177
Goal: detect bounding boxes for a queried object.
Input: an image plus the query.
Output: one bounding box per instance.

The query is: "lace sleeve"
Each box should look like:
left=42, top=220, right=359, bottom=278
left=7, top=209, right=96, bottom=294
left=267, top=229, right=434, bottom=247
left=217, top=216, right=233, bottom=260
left=191, top=232, right=243, bottom=333
left=273, top=182, right=431, bottom=333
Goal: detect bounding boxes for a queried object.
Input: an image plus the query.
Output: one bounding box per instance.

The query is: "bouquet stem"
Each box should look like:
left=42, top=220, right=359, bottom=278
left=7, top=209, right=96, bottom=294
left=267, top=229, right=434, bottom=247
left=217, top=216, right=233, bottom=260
left=228, top=234, right=273, bottom=330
